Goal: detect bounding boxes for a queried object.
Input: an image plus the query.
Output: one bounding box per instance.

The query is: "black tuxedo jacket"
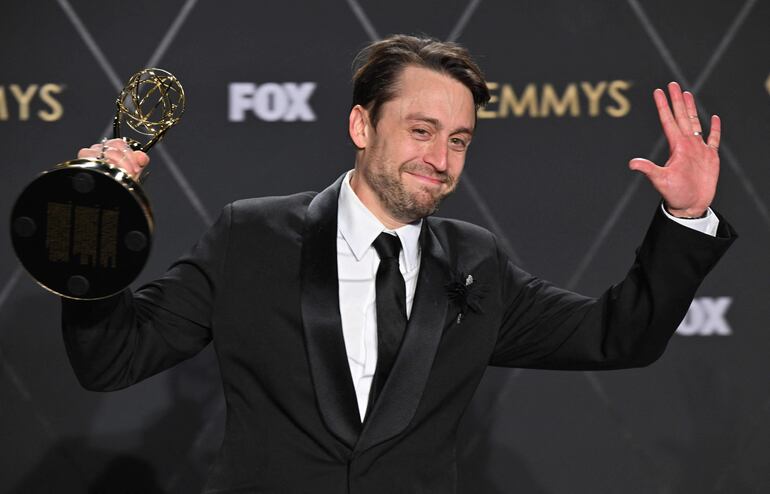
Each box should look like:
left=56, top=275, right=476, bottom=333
left=62, top=174, right=736, bottom=493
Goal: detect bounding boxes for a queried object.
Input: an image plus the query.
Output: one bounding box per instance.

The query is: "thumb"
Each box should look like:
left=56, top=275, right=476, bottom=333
left=628, top=158, right=662, bottom=181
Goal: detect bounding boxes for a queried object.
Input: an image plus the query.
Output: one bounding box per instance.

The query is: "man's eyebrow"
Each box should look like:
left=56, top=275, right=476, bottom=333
left=405, top=113, right=474, bottom=136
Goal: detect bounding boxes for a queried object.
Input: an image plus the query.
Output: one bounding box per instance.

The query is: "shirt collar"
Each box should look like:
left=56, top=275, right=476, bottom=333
left=338, top=170, right=422, bottom=271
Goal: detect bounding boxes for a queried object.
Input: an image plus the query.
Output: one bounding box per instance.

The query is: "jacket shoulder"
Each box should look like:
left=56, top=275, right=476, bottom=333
left=427, top=216, right=497, bottom=245
left=226, top=191, right=316, bottom=230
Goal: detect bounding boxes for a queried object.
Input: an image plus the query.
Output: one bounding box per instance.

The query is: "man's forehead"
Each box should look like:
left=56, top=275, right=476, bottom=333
left=389, top=66, right=476, bottom=129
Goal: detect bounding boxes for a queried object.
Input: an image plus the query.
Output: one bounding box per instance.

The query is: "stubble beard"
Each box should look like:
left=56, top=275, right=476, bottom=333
left=363, top=159, right=458, bottom=224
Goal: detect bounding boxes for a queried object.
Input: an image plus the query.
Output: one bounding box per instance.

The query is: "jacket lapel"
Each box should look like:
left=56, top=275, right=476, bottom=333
left=300, top=174, right=362, bottom=450
left=354, top=220, right=450, bottom=454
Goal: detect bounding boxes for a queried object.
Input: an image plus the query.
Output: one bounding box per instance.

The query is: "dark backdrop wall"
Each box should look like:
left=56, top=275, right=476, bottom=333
left=1, top=1, right=768, bottom=492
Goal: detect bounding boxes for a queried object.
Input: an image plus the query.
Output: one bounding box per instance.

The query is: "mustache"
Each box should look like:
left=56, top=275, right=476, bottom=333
left=401, top=163, right=454, bottom=185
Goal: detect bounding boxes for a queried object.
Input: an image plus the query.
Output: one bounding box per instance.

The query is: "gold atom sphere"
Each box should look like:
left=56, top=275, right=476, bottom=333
left=116, top=68, right=186, bottom=137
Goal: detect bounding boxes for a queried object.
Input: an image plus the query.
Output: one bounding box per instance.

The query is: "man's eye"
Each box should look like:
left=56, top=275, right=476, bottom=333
left=412, top=128, right=430, bottom=138
left=450, top=137, right=468, bottom=150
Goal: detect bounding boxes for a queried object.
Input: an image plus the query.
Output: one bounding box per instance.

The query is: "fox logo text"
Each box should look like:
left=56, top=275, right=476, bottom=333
left=676, top=297, right=733, bottom=336
left=229, top=82, right=316, bottom=122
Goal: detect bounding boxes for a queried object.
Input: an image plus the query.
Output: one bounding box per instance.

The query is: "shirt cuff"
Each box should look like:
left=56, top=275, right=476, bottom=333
left=660, top=203, right=719, bottom=237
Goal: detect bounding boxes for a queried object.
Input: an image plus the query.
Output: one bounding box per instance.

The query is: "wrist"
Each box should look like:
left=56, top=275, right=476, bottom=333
left=664, top=204, right=708, bottom=219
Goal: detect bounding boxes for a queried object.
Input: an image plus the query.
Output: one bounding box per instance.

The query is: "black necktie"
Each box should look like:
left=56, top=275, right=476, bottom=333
left=368, top=232, right=407, bottom=413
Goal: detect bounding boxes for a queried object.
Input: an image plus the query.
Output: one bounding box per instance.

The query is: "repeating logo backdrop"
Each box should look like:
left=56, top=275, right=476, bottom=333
left=1, top=0, right=767, bottom=492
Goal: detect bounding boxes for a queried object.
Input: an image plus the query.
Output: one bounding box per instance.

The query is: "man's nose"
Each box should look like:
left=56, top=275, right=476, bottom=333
left=423, top=138, right=448, bottom=171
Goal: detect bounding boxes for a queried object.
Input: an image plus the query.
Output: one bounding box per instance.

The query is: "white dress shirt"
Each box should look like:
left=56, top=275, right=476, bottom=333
left=336, top=170, right=719, bottom=420
left=337, top=171, right=422, bottom=420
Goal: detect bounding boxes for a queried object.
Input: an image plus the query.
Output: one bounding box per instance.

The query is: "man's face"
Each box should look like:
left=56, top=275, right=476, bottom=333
left=351, top=65, right=476, bottom=226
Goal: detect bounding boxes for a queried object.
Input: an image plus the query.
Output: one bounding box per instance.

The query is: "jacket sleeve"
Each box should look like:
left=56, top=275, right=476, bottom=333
left=61, top=204, right=232, bottom=391
left=489, top=207, right=736, bottom=370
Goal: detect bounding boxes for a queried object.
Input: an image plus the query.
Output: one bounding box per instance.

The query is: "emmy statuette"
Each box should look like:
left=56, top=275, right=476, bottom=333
left=10, top=68, right=185, bottom=300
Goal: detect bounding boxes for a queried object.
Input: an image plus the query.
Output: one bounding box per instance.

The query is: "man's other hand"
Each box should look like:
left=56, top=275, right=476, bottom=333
left=77, top=138, right=150, bottom=181
left=628, top=82, right=721, bottom=218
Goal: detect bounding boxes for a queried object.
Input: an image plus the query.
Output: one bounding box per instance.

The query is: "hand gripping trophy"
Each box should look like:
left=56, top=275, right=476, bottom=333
left=10, top=68, right=185, bottom=300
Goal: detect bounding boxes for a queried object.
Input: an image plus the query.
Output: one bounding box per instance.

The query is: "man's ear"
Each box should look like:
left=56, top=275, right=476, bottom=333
left=349, top=105, right=370, bottom=149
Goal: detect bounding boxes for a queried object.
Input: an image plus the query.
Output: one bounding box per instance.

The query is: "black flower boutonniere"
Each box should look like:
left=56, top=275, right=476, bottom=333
left=446, top=272, right=486, bottom=324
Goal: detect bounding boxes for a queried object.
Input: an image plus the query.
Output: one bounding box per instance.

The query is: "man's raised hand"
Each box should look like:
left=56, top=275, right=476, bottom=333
left=629, top=82, right=721, bottom=218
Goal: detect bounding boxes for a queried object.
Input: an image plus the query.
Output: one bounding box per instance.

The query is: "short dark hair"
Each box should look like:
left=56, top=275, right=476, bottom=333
left=351, top=34, right=490, bottom=128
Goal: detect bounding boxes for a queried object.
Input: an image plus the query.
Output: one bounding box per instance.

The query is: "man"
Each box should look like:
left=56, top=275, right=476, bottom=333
left=67, top=35, right=735, bottom=493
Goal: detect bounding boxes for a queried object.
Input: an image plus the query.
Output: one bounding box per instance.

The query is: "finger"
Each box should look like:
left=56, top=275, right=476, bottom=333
left=101, top=148, right=135, bottom=172
left=683, top=91, right=702, bottom=136
left=629, top=157, right=664, bottom=179
left=653, top=88, right=681, bottom=144
left=667, top=81, right=692, bottom=134
left=706, top=115, right=721, bottom=150
left=132, top=150, right=150, bottom=168
left=78, top=148, right=100, bottom=158
left=104, top=137, right=132, bottom=153
left=104, top=148, right=145, bottom=180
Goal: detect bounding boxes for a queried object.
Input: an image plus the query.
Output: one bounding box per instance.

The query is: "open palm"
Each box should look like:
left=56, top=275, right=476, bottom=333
left=629, top=82, right=721, bottom=218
